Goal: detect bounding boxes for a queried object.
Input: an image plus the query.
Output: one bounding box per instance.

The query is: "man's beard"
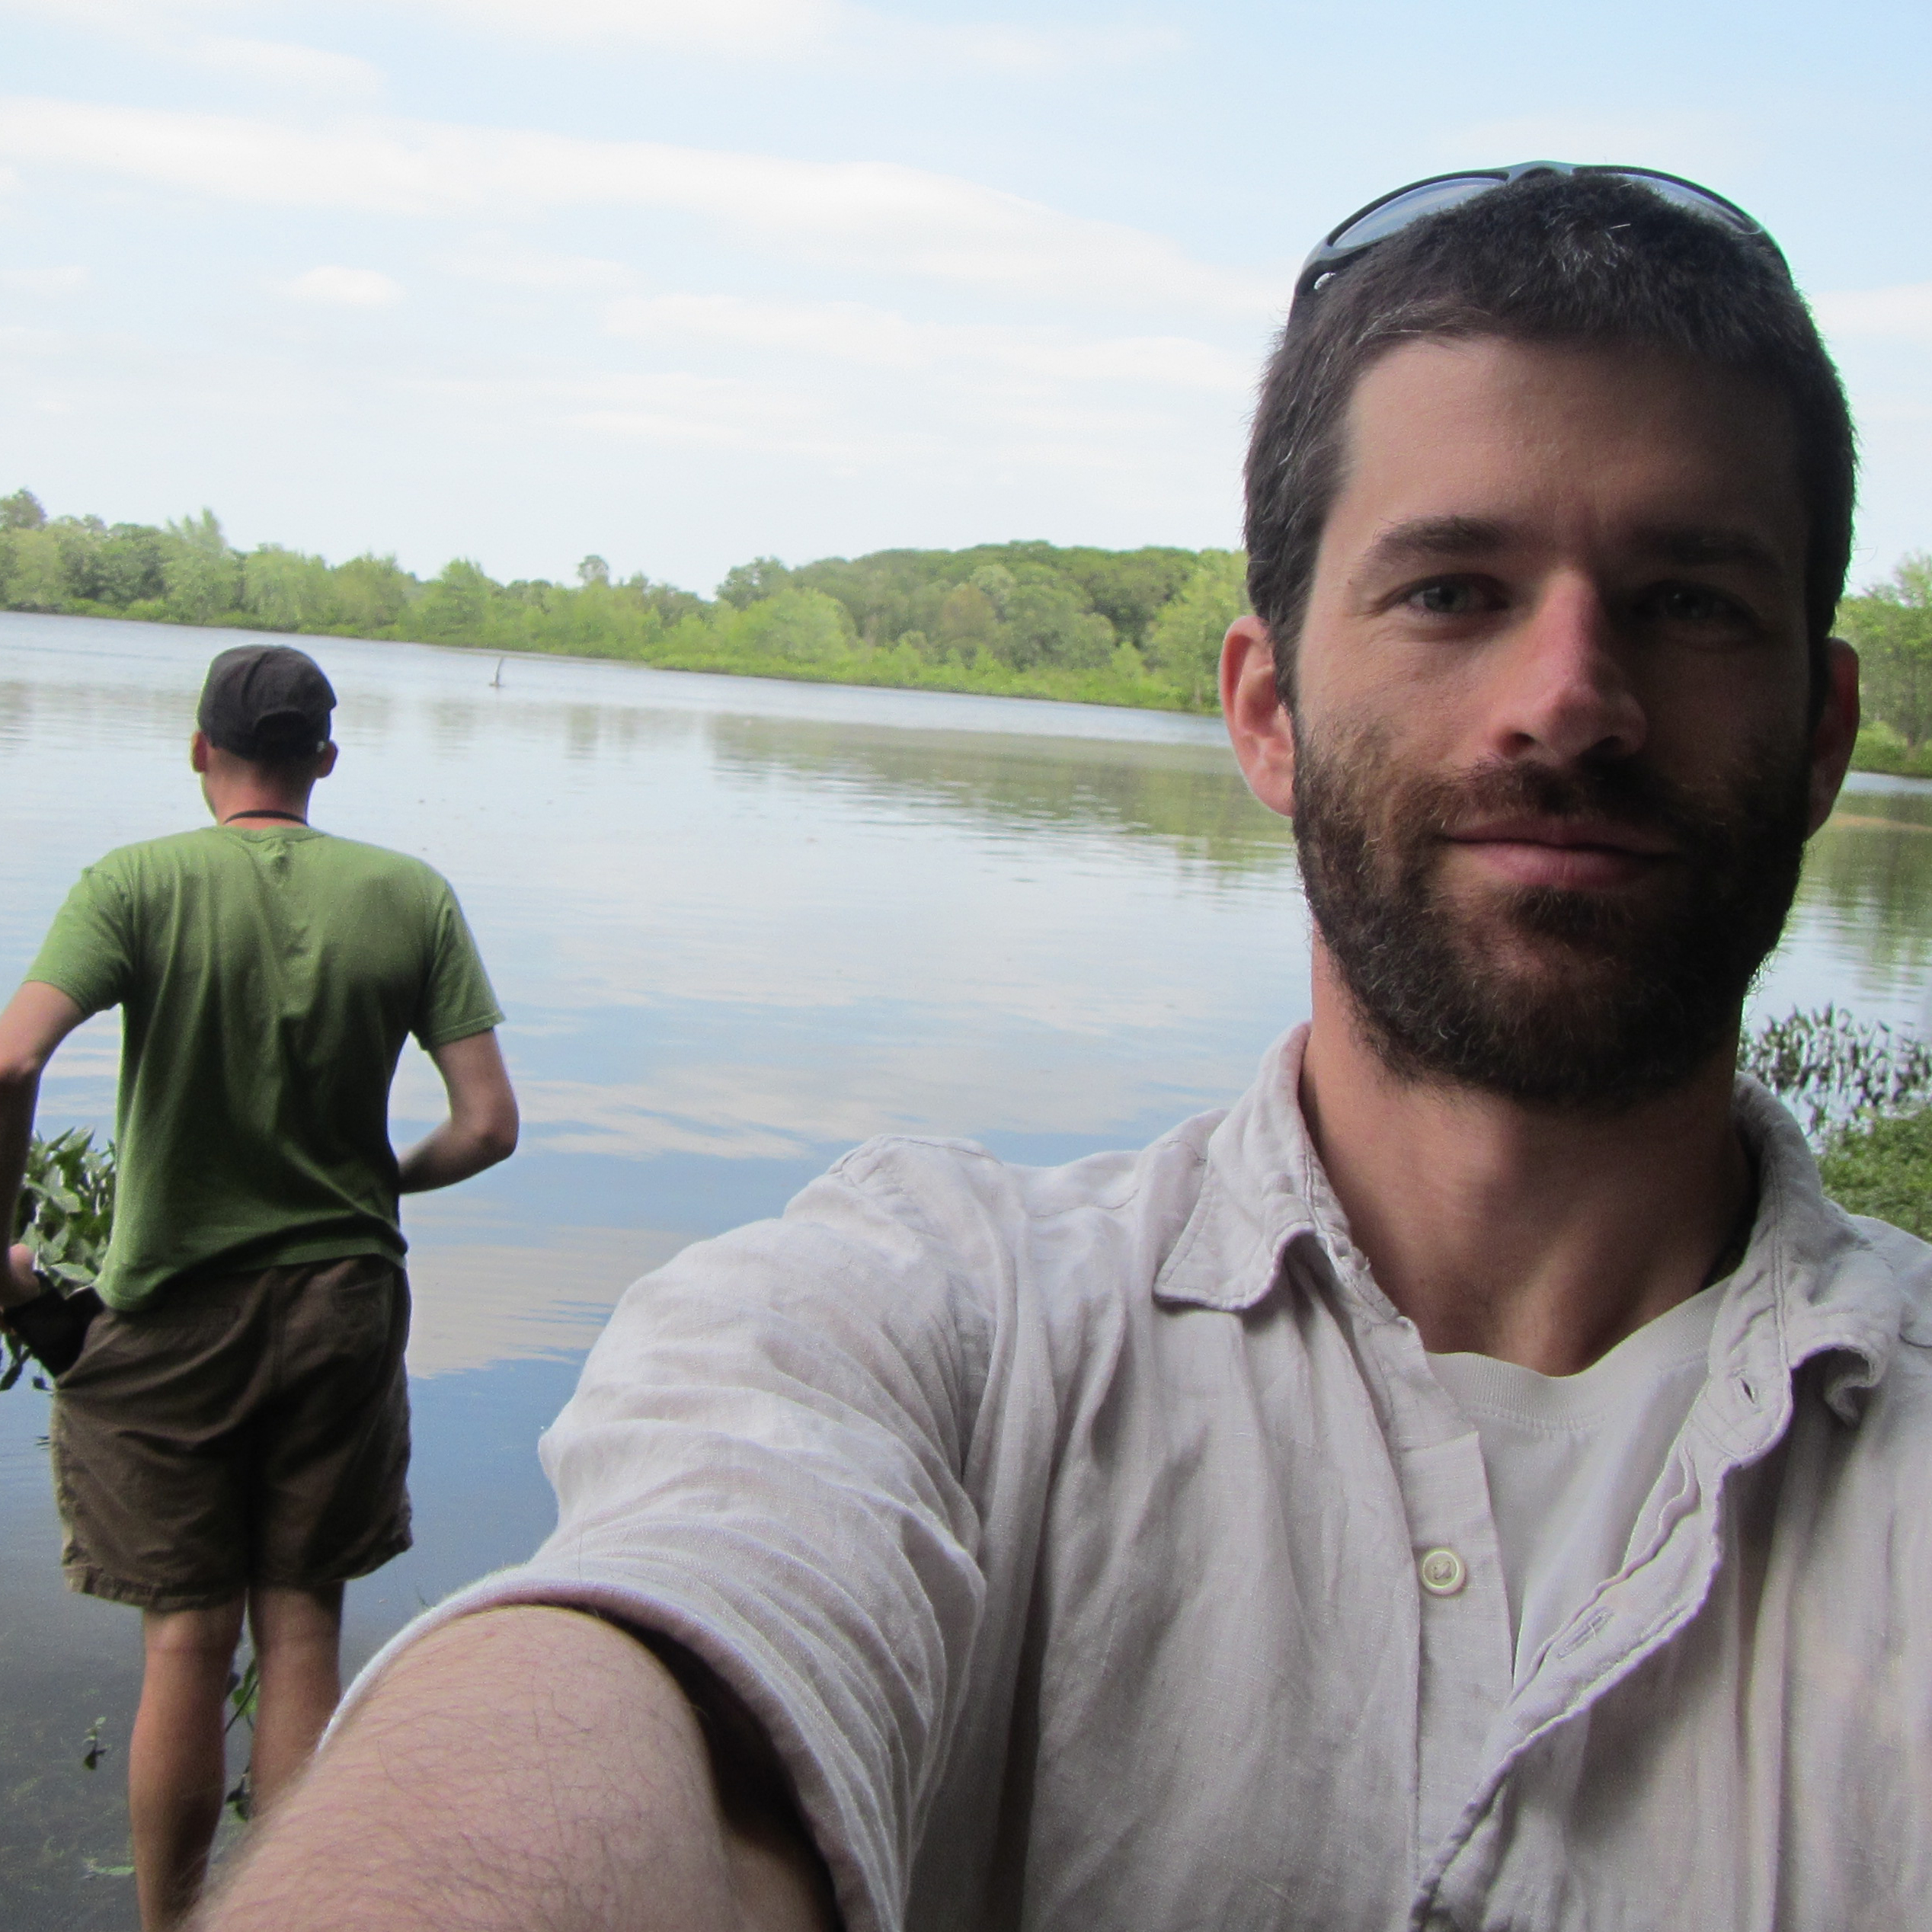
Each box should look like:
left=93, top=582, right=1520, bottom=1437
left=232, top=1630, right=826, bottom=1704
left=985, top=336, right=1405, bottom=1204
left=1291, top=716, right=1813, bottom=1114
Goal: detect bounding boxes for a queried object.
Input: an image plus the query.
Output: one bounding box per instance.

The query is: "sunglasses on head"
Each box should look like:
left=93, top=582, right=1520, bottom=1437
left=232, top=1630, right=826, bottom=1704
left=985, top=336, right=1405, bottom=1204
left=1294, top=160, right=1783, bottom=307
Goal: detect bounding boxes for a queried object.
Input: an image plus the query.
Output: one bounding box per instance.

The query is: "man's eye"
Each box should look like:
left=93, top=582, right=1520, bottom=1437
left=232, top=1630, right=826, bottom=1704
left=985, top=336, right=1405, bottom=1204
left=1650, top=584, right=1737, bottom=625
left=1411, top=580, right=1484, bottom=616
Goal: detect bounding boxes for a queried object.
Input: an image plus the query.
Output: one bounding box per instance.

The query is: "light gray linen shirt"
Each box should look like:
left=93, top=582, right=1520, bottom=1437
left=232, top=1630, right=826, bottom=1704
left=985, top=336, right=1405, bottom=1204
left=355, top=1028, right=1932, bottom=1931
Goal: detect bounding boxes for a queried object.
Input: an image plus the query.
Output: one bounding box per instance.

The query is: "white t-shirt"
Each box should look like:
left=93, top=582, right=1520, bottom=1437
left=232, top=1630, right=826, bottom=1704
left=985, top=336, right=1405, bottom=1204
left=1428, top=1283, right=1723, bottom=1688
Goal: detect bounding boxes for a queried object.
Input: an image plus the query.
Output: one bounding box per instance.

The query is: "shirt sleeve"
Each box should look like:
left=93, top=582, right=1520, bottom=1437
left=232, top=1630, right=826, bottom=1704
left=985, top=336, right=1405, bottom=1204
left=411, top=878, right=506, bottom=1048
left=24, top=861, right=136, bottom=1018
left=334, top=1143, right=998, bottom=1932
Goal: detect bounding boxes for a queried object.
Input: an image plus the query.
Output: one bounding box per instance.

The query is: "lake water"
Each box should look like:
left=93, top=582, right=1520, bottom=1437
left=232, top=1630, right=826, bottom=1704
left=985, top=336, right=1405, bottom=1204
left=4, top=611, right=1931, bottom=1924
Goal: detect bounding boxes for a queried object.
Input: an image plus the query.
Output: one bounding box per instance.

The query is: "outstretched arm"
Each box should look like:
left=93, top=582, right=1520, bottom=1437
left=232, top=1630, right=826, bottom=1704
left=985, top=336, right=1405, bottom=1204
left=0, top=980, right=87, bottom=1300
left=397, top=1028, right=520, bottom=1193
left=194, top=1606, right=836, bottom=1932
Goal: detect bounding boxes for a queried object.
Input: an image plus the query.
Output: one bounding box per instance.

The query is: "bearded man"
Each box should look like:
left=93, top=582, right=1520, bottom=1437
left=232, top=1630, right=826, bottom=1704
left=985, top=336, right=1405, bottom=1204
left=203, top=170, right=1927, bottom=1932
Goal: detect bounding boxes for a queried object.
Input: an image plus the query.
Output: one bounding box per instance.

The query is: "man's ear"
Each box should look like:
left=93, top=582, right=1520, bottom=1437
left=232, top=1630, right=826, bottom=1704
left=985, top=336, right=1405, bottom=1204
left=1221, top=614, right=1297, bottom=820
left=190, top=729, right=211, bottom=775
left=1806, top=638, right=1860, bottom=837
left=316, top=741, right=340, bottom=779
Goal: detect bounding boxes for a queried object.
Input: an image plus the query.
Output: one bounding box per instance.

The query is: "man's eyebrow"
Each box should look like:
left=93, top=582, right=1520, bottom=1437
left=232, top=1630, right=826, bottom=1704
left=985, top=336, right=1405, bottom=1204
left=1629, top=525, right=1788, bottom=574
left=1358, top=516, right=1511, bottom=573
left=1356, top=517, right=1792, bottom=577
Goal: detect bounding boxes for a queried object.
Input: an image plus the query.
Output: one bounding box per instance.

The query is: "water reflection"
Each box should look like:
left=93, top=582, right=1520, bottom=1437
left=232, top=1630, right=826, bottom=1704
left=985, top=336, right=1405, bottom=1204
left=709, top=713, right=1294, bottom=873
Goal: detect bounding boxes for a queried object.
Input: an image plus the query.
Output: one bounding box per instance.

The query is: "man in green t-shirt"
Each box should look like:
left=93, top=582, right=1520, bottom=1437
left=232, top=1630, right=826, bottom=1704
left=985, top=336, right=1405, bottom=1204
left=0, top=643, right=519, bottom=1930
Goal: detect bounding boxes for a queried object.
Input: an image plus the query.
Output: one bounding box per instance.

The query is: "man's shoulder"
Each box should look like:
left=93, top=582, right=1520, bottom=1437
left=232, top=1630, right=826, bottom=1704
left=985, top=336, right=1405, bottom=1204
left=782, top=1112, right=1229, bottom=1302
left=1842, top=1212, right=1932, bottom=1361
left=76, top=829, right=449, bottom=897
left=294, top=833, right=454, bottom=893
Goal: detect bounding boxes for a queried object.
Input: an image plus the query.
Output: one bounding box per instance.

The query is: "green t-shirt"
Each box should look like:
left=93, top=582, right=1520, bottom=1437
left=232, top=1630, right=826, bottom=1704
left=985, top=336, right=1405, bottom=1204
left=28, top=825, right=505, bottom=1310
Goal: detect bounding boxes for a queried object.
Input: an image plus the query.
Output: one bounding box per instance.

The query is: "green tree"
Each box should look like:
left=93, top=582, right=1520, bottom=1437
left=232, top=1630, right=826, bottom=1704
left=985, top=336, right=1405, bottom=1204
left=733, top=587, right=855, bottom=663
left=717, top=557, right=792, bottom=609
left=936, top=581, right=1002, bottom=660
left=1841, top=554, right=1932, bottom=749
left=242, top=547, right=340, bottom=631
left=416, top=558, right=499, bottom=641
left=0, top=524, right=71, bottom=609
left=332, top=554, right=417, bottom=630
left=0, top=488, right=46, bottom=531
left=577, top=555, right=610, bottom=587
left=93, top=524, right=169, bottom=604
left=162, top=509, right=240, bottom=622
left=1146, top=549, right=1250, bottom=709
left=1057, top=545, right=1197, bottom=645
left=1003, top=574, right=1114, bottom=670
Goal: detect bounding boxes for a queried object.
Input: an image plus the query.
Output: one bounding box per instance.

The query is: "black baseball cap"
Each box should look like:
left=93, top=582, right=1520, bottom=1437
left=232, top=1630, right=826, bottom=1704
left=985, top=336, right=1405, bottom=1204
left=197, top=645, right=336, bottom=760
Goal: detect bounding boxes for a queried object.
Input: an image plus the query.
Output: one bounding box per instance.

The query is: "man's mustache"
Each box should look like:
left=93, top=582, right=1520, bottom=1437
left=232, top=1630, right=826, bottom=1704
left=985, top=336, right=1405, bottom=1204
left=1402, top=757, right=1710, bottom=856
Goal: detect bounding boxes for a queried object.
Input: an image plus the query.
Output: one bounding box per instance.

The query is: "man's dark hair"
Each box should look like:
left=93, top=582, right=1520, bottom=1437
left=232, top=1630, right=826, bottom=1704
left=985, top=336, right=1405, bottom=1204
left=1244, top=173, right=1855, bottom=702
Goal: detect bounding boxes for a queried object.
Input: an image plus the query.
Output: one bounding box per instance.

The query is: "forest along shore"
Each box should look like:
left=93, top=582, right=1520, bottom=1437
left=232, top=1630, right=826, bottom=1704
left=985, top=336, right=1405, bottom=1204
left=2, top=489, right=1927, bottom=769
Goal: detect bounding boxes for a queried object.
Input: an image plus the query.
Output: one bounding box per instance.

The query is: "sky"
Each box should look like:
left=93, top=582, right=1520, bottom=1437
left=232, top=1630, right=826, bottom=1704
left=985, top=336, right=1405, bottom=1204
left=2, top=0, right=1928, bottom=598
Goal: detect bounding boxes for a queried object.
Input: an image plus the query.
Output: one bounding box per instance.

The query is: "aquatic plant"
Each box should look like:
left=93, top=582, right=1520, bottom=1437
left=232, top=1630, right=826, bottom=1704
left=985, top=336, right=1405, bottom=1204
left=1744, top=1006, right=1932, bottom=1235
left=3, top=1129, right=115, bottom=1393
left=1742, top=1005, right=1932, bottom=1142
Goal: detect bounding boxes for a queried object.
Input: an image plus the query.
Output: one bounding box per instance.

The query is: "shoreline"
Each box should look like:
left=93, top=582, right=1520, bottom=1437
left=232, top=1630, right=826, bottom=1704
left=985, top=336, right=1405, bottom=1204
left=0, top=602, right=1216, bottom=720
left=7, top=606, right=1925, bottom=779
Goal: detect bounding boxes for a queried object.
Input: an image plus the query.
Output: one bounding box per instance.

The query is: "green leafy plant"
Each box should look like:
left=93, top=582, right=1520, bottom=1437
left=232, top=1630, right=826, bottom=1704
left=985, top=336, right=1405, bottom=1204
left=1741, top=1006, right=1932, bottom=1142
left=1745, top=1006, right=1932, bottom=1237
left=224, top=1655, right=261, bottom=1819
left=4, top=1128, right=116, bottom=1392
left=1816, top=1111, right=1932, bottom=1240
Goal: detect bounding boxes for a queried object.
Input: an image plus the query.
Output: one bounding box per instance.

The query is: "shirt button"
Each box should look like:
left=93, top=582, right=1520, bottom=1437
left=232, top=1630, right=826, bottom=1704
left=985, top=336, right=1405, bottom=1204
left=1419, top=1547, right=1467, bottom=1597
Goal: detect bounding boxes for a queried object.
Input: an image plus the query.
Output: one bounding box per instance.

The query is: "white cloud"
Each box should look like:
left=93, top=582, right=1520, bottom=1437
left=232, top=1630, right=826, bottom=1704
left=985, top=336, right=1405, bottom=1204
left=0, top=97, right=1281, bottom=315
left=1815, top=283, right=1932, bottom=342
left=440, top=238, right=638, bottom=292
left=422, top=0, right=844, bottom=56
left=606, top=291, right=1252, bottom=390
left=282, top=264, right=404, bottom=305
left=192, top=34, right=385, bottom=98
left=403, top=0, right=1175, bottom=70
left=0, top=0, right=1173, bottom=71
left=0, top=264, right=88, bottom=295
left=896, top=18, right=1182, bottom=73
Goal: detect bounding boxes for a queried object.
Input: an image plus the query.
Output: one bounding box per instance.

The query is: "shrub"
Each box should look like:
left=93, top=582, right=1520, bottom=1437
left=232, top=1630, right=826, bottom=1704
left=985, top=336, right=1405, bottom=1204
left=4, top=1129, right=115, bottom=1393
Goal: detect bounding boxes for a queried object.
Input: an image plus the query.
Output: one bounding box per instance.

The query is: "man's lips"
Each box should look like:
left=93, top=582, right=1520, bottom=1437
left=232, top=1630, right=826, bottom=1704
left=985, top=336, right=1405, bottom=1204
left=1442, top=817, right=1678, bottom=890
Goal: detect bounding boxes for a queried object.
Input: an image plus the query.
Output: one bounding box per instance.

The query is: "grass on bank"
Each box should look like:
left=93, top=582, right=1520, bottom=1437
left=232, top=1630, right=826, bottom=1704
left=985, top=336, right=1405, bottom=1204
left=1818, top=1112, right=1932, bottom=1240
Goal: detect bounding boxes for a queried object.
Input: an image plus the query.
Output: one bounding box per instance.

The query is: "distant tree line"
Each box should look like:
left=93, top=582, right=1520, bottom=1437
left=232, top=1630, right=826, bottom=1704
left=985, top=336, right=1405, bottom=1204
left=1838, top=555, right=1932, bottom=773
left=5, top=488, right=1922, bottom=753
left=0, top=488, right=1248, bottom=715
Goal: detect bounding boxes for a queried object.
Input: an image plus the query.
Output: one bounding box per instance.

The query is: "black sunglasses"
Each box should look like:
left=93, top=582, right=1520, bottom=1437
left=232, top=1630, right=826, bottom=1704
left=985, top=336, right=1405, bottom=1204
left=1294, top=160, right=1783, bottom=307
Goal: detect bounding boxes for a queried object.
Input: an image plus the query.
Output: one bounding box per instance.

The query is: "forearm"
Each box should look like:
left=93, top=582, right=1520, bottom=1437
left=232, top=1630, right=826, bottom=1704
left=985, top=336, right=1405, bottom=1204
left=0, top=983, right=85, bottom=1259
left=398, top=1028, right=518, bottom=1193
left=395, top=1116, right=513, bottom=1193
left=0, top=1065, right=35, bottom=1254
left=195, top=1606, right=834, bottom=1932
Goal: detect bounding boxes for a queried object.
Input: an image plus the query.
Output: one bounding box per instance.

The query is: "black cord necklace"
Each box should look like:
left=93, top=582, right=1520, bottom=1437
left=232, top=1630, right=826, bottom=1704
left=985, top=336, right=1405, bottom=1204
left=222, top=809, right=308, bottom=825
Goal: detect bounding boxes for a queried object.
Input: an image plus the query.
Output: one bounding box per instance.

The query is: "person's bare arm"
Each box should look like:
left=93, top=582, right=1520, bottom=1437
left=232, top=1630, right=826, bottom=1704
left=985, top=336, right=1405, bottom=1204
left=0, top=981, right=87, bottom=1300
left=194, top=1606, right=836, bottom=1932
left=396, top=1028, right=520, bottom=1193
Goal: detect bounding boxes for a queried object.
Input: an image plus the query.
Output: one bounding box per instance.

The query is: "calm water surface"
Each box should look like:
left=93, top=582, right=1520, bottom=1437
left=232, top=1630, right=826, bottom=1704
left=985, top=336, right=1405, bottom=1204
left=4, top=612, right=1930, bottom=1922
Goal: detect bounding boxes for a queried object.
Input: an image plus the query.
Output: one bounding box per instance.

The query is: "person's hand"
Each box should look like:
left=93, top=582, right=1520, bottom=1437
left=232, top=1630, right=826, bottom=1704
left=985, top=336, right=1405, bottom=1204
left=2, top=1242, right=40, bottom=1313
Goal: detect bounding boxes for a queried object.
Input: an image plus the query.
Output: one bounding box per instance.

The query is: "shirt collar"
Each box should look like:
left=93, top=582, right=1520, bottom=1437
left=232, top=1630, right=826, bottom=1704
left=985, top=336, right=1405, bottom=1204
left=1153, top=1025, right=1913, bottom=1420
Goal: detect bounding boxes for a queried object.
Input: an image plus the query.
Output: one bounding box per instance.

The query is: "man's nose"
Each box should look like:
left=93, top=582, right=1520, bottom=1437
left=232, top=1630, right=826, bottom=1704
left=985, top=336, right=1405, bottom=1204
left=1486, top=577, right=1646, bottom=764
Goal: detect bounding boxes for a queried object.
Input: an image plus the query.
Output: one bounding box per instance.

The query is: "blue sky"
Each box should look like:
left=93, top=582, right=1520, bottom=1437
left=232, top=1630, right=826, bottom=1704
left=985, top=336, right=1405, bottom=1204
left=2, top=0, right=1927, bottom=597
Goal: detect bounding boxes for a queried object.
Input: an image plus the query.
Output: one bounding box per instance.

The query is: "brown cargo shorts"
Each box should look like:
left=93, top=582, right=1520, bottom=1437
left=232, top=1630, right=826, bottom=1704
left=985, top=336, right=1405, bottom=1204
left=50, top=1254, right=412, bottom=1612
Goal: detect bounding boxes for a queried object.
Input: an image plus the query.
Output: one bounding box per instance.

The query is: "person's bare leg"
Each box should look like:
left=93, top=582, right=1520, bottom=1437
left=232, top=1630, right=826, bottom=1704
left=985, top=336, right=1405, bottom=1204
left=244, top=1585, right=344, bottom=1814
left=133, top=1597, right=247, bottom=1930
